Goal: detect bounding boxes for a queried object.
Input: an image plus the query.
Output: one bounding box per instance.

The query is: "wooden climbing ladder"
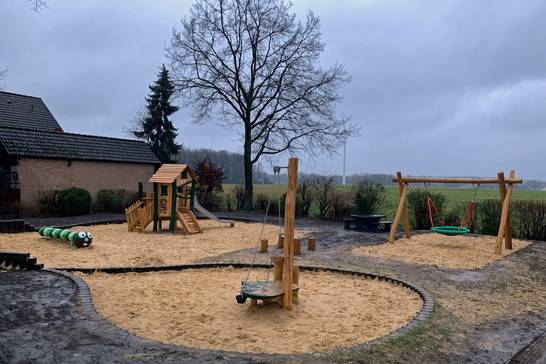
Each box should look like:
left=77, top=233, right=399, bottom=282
left=176, top=208, right=202, bottom=234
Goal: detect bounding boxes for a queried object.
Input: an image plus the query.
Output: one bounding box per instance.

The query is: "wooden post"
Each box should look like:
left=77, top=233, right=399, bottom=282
left=272, top=256, right=284, bottom=281
left=294, top=238, right=301, bottom=255
left=292, top=265, right=299, bottom=284
left=497, top=171, right=513, bottom=250
left=169, top=182, right=177, bottom=233
left=277, top=233, right=284, bottom=249
left=496, top=171, right=515, bottom=255
left=152, top=183, right=159, bottom=232
left=397, top=171, right=411, bottom=239
left=259, top=239, right=269, bottom=253
left=308, top=238, right=316, bottom=251
left=388, top=183, right=408, bottom=243
left=282, top=158, right=298, bottom=310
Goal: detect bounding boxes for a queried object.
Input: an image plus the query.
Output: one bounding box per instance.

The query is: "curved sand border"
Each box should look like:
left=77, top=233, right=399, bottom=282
left=74, top=266, right=426, bottom=354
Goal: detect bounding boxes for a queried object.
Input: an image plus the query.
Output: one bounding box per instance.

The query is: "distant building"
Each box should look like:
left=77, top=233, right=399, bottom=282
left=0, top=91, right=159, bottom=213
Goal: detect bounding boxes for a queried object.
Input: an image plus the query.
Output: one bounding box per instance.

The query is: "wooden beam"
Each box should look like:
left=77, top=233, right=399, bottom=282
left=498, top=171, right=513, bottom=250
left=282, top=158, right=298, bottom=310
left=392, top=176, right=522, bottom=184
left=496, top=171, right=515, bottom=255
left=389, top=183, right=408, bottom=243
left=397, top=171, right=411, bottom=239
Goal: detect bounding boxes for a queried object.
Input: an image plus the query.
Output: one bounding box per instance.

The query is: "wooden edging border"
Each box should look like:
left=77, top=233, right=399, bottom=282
left=44, top=262, right=434, bottom=359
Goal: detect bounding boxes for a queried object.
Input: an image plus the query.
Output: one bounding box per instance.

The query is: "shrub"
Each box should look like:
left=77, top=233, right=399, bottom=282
left=352, top=180, right=385, bottom=215
left=313, top=176, right=335, bottom=217
left=232, top=184, right=245, bottom=210
left=193, top=157, right=225, bottom=210
left=268, top=198, right=280, bottom=215
left=297, top=176, right=314, bottom=217
left=407, top=189, right=446, bottom=230
left=95, top=190, right=123, bottom=212
left=56, top=187, right=92, bottom=216
left=254, top=193, right=270, bottom=210
left=197, top=191, right=224, bottom=211
left=476, top=199, right=501, bottom=235
left=511, top=200, right=546, bottom=241
left=279, top=192, right=305, bottom=217
left=327, top=190, right=354, bottom=221
left=225, top=193, right=234, bottom=212
left=95, top=189, right=139, bottom=213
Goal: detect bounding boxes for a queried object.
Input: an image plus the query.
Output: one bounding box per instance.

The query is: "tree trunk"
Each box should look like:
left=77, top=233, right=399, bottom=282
left=243, top=128, right=254, bottom=210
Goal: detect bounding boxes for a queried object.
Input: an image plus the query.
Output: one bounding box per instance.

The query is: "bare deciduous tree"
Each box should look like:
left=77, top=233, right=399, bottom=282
left=168, top=0, right=354, bottom=209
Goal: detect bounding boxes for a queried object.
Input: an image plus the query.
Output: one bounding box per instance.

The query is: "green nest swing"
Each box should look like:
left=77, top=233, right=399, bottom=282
left=426, top=187, right=476, bottom=236
left=431, top=225, right=470, bottom=236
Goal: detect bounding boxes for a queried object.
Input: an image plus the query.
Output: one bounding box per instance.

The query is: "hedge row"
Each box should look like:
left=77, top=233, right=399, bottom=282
left=38, top=188, right=139, bottom=216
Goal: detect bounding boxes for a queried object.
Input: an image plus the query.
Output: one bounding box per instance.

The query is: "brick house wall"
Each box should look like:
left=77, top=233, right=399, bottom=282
left=15, top=158, right=154, bottom=210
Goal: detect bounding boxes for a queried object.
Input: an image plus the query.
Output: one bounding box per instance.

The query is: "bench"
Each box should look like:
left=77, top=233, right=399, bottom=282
left=344, top=214, right=391, bottom=233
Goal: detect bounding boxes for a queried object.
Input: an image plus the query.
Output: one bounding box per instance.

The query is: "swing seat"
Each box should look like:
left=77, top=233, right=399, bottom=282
left=431, top=226, right=470, bottom=236
left=241, top=280, right=299, bottom=300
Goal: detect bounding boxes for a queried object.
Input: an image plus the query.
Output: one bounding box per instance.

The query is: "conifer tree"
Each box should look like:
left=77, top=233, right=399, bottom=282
left=132, top=65, right=180, bottom=163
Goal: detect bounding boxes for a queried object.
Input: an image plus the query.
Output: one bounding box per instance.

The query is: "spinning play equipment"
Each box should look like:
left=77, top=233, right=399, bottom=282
left=236, top=158, right=300, bottom=310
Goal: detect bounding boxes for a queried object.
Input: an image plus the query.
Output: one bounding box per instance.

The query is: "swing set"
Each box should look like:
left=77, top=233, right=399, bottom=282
left=388, top=170, right=523, bottom=255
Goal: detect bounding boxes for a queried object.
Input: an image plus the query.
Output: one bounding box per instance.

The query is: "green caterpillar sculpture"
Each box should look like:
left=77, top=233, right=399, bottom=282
left=38, top=227, right=93, bottom=248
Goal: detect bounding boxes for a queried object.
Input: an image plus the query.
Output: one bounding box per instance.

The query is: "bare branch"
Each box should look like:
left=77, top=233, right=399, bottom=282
left=167, top=0, right=358, bottom=208
left=29, top=0, right=49, bottom=12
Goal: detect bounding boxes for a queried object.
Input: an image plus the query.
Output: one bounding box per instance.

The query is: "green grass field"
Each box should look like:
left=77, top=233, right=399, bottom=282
left=224, top=184, right=546, bottom=218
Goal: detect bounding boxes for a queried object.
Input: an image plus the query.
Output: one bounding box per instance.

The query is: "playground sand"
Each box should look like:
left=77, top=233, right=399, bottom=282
left=352, top=233, right=529, bottom=269
left=0, top=221, right=308, bottom=268
left=78, top=268, right=422, bottom=354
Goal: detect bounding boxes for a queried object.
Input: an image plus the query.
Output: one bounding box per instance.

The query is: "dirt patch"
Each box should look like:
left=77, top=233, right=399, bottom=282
left=78, top=268, right=422, bottom=354
left=352, top=233, right=529, bottom=269
left=0, top=221, right=309, bottom=268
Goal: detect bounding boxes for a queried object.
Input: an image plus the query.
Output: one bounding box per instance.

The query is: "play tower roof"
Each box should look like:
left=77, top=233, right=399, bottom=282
left=148, top=164, right=195, bottom=184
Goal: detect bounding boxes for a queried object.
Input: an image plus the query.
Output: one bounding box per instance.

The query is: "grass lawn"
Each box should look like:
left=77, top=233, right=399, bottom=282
left=224, top=183, right=546, bottom=218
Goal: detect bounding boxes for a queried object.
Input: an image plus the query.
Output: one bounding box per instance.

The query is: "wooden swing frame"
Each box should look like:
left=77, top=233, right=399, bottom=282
left=388, top=170, right=523, bottom=255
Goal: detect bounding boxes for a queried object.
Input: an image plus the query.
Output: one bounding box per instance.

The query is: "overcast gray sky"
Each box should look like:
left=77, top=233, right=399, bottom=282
left=1, top=0, right=545, bottom=179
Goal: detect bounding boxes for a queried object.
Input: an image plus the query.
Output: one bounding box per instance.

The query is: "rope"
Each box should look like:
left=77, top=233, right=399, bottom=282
left=424, top=182, right=443, bottom=227
left=459, top=183, right=480, bottom=228
left=241, top=193, right=272, bottom=289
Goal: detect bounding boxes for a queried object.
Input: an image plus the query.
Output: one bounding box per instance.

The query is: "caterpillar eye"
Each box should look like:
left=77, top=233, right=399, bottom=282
left=78, top=232, right=86, bottom=238
left=87, top=232, right=93, bottom=239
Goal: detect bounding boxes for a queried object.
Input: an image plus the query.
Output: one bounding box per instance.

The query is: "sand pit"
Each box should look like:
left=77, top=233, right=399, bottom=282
left=79, top=268, right=422, bottom=354
left=0, top=221, right=308, bottom=268
left=353, top=233, right=529, bottom=269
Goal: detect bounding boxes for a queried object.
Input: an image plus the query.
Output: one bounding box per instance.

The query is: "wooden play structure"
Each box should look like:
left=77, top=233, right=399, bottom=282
left=237, top=158, right=300, bottom=310
left=389, top=170, right=523, bottom=254
left=125, top=164, right=201, bottom=235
